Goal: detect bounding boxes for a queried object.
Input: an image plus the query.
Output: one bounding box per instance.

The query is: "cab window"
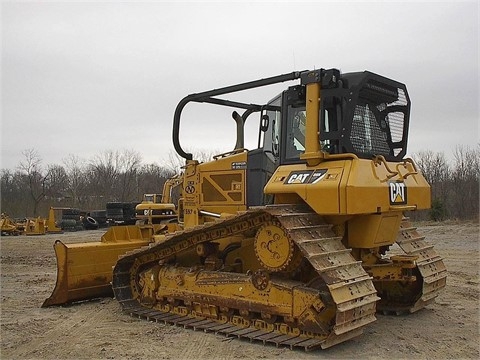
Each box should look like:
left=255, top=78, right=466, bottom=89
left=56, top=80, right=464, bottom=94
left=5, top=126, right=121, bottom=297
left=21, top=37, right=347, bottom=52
left=285, top=106, right=306, bottom=160
left=262, top=96, right=281, bottom=159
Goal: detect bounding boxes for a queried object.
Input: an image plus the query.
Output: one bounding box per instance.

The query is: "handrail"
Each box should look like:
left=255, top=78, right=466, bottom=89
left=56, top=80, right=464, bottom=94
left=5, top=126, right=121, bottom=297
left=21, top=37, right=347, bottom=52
left=373, top=155, right=399, bottom=179
left=399, top=158, right=419, bottom=179
left=212, top=148, right=247, bottom=160
left=172, top=71, right=304, bottom=160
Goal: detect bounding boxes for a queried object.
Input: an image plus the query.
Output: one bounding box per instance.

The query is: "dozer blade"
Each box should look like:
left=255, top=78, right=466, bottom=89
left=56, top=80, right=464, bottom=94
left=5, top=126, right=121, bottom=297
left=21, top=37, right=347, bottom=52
left=42, top=225, right=152, bottom=307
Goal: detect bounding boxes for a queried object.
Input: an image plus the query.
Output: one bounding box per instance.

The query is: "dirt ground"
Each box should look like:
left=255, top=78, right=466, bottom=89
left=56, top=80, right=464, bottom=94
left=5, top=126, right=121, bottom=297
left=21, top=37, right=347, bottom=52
left=1, top=221, right=479, bottom=359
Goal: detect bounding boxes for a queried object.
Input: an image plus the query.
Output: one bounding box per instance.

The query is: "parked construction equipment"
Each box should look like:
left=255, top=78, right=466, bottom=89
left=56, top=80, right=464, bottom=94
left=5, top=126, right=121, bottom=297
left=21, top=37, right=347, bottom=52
left=44, top=68, right=447, bottom=349
left=1, top=214, right=23, bottom=236
left=46, top=208, right=64, bottom=234
left=25, top=217, right=46, bottom=236
left=134, top=193, right=176, bottom=225
left=135, top=176, right=183, bottom=227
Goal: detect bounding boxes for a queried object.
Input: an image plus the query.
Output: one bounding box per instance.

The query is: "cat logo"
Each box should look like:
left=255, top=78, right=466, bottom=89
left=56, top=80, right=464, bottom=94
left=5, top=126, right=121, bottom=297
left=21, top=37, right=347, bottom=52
left=285, top=171, right=313, bottom=184
left=389, top=181, right=407, bottom=205
left=284, top=170, right=327, bottom=184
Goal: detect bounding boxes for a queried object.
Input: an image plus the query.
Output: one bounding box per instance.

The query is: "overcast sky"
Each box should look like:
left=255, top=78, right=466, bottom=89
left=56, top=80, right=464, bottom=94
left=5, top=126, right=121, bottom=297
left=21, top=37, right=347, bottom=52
left=1, top=1, right=478, bottom=171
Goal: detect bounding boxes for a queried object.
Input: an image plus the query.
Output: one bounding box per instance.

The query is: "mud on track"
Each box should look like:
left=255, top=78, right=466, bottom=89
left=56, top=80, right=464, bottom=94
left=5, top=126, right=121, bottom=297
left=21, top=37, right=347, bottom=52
left=1, top=222, right=479, bottom=359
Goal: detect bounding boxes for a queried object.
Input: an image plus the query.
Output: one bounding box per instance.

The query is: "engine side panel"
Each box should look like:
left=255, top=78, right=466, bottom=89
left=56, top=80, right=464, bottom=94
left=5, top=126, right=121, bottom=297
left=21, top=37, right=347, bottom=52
left=264, top=158, right=430, bottom=216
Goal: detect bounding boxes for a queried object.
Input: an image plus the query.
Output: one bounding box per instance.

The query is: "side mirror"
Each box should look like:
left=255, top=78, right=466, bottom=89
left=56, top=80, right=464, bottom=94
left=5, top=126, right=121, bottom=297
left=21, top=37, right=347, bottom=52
left=260, top=114, right=269, bottom=132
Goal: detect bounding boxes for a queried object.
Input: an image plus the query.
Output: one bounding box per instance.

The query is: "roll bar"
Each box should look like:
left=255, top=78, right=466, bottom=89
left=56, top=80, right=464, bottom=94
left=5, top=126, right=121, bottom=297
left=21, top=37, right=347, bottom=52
left=172, top=71, right=304, bottom=160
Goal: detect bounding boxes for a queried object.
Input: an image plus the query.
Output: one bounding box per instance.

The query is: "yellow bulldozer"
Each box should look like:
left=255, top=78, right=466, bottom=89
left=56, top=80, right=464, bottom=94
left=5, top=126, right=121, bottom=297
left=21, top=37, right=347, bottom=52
left=1, top=213, right=23, bottom=236
left=44, top=68, right=446, bottom=350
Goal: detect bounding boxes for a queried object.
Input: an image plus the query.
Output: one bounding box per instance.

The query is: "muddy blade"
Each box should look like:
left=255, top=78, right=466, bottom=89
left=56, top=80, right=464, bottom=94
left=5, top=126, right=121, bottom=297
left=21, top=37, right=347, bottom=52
left=43, top=238, right=150, bottom=307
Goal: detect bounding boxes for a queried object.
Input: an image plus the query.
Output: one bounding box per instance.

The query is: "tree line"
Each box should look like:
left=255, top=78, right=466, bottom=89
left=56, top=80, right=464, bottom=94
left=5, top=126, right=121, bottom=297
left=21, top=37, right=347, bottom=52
left=412, top=145, right=479, bottom=221
left=1, top=146, right=478, bottom=221
left=1, top=149, right=175, bottom=218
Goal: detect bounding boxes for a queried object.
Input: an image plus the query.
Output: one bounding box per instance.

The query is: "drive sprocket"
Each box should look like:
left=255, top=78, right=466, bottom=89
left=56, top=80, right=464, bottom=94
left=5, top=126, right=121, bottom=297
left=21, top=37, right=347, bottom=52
left=254, top=221, right=294, bottom=272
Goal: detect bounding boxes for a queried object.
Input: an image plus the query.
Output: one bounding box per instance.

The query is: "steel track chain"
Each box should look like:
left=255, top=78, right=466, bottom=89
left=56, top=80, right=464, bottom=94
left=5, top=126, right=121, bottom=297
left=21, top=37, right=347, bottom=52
left=395, top=218, right=447, bottom=313
left=112, top=204, right=379, bottom=350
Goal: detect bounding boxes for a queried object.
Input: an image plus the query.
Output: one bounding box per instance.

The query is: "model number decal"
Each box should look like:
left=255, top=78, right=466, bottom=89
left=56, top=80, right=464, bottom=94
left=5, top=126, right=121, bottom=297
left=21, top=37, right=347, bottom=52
left=231, top=161, right=247, bottom=170
left=284, top=170, right=327, bottom=184
left=389, top=181, right=407, bottom=205
left=309, top=170, right=328, bottom=184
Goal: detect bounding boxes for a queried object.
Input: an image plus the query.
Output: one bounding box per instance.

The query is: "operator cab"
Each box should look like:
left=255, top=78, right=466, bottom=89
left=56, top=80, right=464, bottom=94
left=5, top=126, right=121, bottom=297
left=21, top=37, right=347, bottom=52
left=172, top=69, right=410, bottom=207
left=258, top=71, right=410, bottom=166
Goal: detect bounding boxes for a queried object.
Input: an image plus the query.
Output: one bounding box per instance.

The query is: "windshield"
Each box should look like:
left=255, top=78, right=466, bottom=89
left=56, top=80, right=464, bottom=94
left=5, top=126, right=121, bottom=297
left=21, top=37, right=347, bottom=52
left=285, top=106, right=306, bottom=160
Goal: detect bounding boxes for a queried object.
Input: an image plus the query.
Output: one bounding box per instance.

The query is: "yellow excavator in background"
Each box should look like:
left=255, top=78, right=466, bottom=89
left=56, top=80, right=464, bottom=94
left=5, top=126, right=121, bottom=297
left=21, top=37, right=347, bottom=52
left=134, top=175, right=182, bottom=228
left=44, top=68, right=446, bottom=349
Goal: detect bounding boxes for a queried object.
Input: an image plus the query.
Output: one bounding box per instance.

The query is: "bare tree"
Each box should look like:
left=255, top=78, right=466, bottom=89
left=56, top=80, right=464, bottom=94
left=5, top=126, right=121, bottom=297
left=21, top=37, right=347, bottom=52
left=137, top=163, right=175, bottom=195
left=451, top=145, right=479, bottom=219
left=414, top=145, right=479, bottom=221
left=63, top=154, right=87, bottom=207
left=1, top=169, right=25, bottom=216
left=117, top=149, right=142, bottom=201
left=18, top=149, right=49, bottom=216
left=87, top=150, right=120, bottom=202
left=413, top=150, right=451, bottom=220
left=164, top=148, right=221, bottom=173
left=165, top=150, right=186, bottom=174
left=45, top=164, right=68, bottom=203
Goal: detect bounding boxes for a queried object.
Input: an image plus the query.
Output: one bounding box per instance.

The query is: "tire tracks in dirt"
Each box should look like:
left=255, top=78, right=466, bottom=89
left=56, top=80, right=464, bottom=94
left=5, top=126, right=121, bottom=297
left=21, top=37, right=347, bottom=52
left=5, top=304, right=108, bottom=359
